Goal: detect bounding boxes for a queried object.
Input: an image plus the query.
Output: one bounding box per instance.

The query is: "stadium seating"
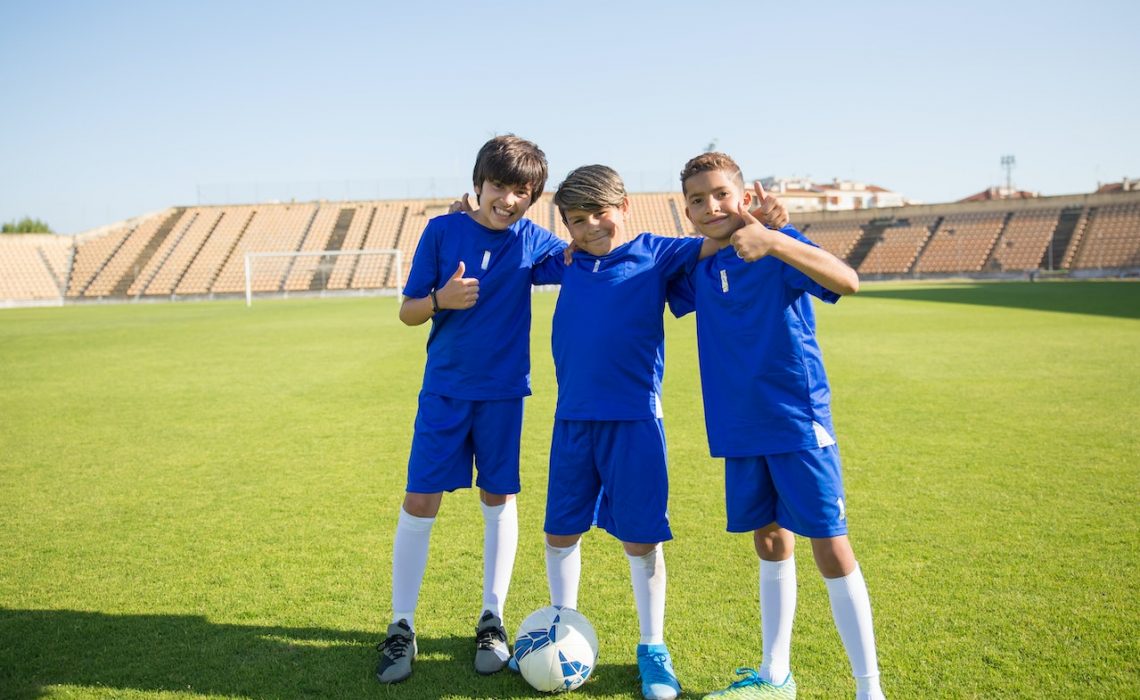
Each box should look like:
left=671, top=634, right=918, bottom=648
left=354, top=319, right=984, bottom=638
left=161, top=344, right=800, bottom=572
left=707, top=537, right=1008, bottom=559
left=914, top=212, right=1005, bottom=273
left=212, top=204, right=317, bottom=293
left=349, top=202, right=402, bottom=290
left=858, top=217, right=937, bottom=275
left=3, top=190, right=1138, bottom=305
left=133, top=208, right=224, bottom=296
left=627, top=193, right=688, bottom=237
left=173, top=206, right=256, bottom=295
left=66, top=226, right=131, bottom=297
left=0, top=234, right=72, bottom=302
left=800, top=220, right=866, bottom=260
left=281, top=203, right=343, bottom=291
left=1071, top=202, right=1140, bottom=269
left=990, top=209, right=1061, bottom=271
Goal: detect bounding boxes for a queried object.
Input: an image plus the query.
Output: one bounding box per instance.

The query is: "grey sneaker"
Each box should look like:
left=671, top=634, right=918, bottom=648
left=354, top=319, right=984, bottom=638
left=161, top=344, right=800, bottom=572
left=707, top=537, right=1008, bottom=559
left=474, top=610, right=510, bottom=675
left=375, top=619, right=416, bottom=684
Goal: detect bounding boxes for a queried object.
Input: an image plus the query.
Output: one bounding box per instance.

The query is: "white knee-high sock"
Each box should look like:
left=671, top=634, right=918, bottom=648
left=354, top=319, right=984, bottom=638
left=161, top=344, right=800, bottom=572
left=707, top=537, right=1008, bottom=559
left=391, top=507, right=435, bottom=630
left=759, top=557, right=796, bottom=684
left=825, top=563, right=885, bottom=700
left=545, top=540, right=581, bottom=609
left=627, top=544, right=666, bottom=645
left=481, top=499, right=518, bottom=620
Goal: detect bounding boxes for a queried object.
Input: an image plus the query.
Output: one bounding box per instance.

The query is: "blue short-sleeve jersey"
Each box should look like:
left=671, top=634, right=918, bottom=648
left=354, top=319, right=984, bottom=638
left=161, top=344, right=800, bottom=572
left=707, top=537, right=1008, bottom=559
left=403, top=212, right=566, bottom=400
left=552, top=232, right=704, bottom=420
left=667, top=226, right=841, bottom=457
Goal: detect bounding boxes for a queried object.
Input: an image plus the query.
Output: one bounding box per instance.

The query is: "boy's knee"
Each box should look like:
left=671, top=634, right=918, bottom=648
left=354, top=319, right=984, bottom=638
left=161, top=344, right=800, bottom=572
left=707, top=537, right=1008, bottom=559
left=403, top=491, right=443, bottom=518
left=810, top=535, right=856, bottom=578
left=480, top=490, right=512, bottom=507
left=546, top=533, right=582, bottom=548
left=621, top=541, right=659, bottom=557
left=754, top=523, right=795, bottom=561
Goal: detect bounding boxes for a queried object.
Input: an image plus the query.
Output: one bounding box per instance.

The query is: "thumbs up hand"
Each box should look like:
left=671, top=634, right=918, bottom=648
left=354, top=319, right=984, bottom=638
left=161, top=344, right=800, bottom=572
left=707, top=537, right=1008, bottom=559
left=750, top=181, right=789, bottom=229
left=437, top=261, right=479, bottom=309
left=730, top=200, right=778, bottom=263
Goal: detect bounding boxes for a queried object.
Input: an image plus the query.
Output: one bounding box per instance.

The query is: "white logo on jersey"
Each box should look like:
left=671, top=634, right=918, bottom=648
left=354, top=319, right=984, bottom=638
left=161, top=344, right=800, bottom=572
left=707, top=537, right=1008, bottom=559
left=593, top=260, right=601, bottom=273
left=481, top=250, right=491, bottom=270
left=837, top=497, right=846, bottom=522
left=813, top=421, right=837, bottom=449
left=720, top=269, right=729, bottom=293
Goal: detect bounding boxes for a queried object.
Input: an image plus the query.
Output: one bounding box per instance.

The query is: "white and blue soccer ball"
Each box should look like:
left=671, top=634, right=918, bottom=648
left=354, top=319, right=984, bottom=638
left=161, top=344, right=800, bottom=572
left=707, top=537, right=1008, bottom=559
left=513, top=605, right=599, bottom=692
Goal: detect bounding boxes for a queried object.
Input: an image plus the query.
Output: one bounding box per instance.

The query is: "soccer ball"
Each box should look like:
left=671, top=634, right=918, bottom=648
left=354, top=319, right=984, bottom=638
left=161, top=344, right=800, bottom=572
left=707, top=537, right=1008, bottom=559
left=513, top=605, right=598, bottom=692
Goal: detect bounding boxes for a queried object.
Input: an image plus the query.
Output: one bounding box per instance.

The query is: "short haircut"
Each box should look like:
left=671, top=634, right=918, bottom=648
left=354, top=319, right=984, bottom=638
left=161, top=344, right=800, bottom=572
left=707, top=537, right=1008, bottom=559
left=472, top=134, right=548, bottom=200
left=553, top=164, right=627, bottom=217
left=679, top=152, right=745, bottom=195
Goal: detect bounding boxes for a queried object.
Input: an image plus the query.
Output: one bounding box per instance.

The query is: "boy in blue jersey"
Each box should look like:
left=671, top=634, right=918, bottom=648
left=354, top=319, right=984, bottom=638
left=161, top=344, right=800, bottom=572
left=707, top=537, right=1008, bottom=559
left=667, top=152, right=885, bottom=700
left=529, top=164, right=715, bottom=700
left=375, top=135, right=568, bottom=684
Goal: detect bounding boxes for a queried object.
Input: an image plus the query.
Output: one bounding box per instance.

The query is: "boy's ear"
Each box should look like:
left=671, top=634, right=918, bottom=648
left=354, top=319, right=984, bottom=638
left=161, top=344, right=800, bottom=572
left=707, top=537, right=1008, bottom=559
left=619, top=196, right=631, bottom=213
left=741, top=189, right=753, bottom=208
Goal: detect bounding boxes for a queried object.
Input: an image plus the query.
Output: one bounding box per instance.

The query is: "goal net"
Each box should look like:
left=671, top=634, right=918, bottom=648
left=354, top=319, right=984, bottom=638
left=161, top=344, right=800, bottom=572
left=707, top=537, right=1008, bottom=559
left=244, top=249, right=403, bottom=306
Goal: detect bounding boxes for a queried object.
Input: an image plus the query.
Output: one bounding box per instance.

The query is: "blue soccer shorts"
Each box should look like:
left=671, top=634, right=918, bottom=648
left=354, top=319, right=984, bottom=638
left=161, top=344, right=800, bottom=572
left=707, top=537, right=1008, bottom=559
left=724, top=444, right=848, bottom=539
left=545, top=418, right=673, bottom=545
left=406, top=391, right=524, bottom=495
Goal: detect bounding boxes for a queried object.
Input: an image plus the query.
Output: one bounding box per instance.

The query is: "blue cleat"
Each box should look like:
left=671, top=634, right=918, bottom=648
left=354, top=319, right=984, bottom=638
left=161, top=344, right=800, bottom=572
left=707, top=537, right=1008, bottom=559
left=703, top=668, right=797, bottom=698
left=637, top=643, right=681, bottom=700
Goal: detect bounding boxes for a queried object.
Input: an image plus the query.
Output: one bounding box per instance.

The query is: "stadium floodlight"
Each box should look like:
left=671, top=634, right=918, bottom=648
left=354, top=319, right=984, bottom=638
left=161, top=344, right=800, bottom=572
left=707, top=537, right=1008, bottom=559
left=1001, top=155, right=1016, bottom=193
left=244, top=249, right=402, bottom=307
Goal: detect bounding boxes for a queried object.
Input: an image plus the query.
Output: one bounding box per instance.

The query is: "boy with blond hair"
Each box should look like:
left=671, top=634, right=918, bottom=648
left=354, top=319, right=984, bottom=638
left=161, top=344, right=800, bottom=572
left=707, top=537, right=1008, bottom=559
left=376, top=134, right=567, bottom=684
left=667, top=152, right=885, bottom=700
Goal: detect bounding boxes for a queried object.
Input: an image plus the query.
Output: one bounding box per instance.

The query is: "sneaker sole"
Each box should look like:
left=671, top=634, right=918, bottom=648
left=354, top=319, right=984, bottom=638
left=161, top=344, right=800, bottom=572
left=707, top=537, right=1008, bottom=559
left=376, top=667, right=412, bottom=684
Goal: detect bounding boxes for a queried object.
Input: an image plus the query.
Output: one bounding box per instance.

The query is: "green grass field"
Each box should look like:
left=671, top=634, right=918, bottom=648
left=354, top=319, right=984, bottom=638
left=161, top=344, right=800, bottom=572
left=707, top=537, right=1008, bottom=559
left=1, top=281, right=1137, bottom=699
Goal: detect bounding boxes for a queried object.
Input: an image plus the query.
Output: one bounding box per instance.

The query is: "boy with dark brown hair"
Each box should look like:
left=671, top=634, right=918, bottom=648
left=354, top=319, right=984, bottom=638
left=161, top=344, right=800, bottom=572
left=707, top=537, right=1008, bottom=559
left=377, top=134, right=567, bottom=684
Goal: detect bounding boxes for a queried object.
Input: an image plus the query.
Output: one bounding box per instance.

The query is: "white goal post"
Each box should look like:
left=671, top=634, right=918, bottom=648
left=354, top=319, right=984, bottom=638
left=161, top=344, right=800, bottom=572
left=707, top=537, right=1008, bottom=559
left=244, top=249, right=403, bottom=307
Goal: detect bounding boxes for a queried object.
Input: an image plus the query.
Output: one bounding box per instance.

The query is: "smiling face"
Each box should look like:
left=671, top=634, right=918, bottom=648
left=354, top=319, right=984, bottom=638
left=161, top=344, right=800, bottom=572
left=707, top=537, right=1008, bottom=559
left=683, top=169, right=752, bottom=242
left=562, top=199, right=629, bottom=256
left=472, top=179, right=534, bottom=230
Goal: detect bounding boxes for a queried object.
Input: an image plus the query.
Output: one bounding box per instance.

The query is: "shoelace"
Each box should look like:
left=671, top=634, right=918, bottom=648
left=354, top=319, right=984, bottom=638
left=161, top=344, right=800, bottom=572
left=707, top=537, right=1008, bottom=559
left=726, top=667, right=767, bottom=688
left=476, top=624, right=506, bottom=650
left=640, top=650, right=676, bottom=683
left=378, top=633, right=412, bottom=658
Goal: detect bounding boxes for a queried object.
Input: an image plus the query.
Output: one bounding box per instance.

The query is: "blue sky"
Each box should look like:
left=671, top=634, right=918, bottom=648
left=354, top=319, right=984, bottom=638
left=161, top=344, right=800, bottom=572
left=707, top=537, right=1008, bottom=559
left=1, top=0, right=1136, bottom=235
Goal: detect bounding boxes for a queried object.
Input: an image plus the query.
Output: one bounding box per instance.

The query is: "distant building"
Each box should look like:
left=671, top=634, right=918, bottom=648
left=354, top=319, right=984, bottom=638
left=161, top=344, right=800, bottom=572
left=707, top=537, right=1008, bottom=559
left=959, top=186, right=1040, bottom=202
left=1096, top=177, right=1139, bottom=194
left=758, top=177, right=912, bottom=213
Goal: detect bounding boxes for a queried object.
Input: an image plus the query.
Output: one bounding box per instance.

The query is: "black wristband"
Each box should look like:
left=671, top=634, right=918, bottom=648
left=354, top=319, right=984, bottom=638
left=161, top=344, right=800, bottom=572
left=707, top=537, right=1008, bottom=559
left=429, top=290, right=439, bottom=313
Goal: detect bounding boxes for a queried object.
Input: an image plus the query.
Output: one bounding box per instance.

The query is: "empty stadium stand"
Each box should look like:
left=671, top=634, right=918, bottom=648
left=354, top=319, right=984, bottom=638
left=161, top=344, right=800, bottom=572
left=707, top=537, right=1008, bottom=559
left=1070, top=202, right=1140, bottom=270
left=3, top=190, right=1138, bottom=305
left=0, top=234, right=72, bottom=303
left=794, top=191, right=1140, bottom=280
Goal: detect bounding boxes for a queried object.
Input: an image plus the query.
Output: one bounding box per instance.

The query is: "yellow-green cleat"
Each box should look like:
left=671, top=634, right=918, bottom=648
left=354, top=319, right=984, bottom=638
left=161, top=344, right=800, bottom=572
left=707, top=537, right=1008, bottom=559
left=703, top=668, right=796, bottom=699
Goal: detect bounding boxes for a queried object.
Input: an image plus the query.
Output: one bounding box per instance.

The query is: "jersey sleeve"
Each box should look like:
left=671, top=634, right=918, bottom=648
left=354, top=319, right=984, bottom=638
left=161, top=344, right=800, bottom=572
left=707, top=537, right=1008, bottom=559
left=778, top=226, right=841, bottom=304
left=650, top=234, right=705, bottom=281
left=531, top=252, right=567, bottom=285
left=528, top=224, right=568, bottom=264
left=666, top=274, right=696, bottom=318
left=403, top=219, right=440, bottom=298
